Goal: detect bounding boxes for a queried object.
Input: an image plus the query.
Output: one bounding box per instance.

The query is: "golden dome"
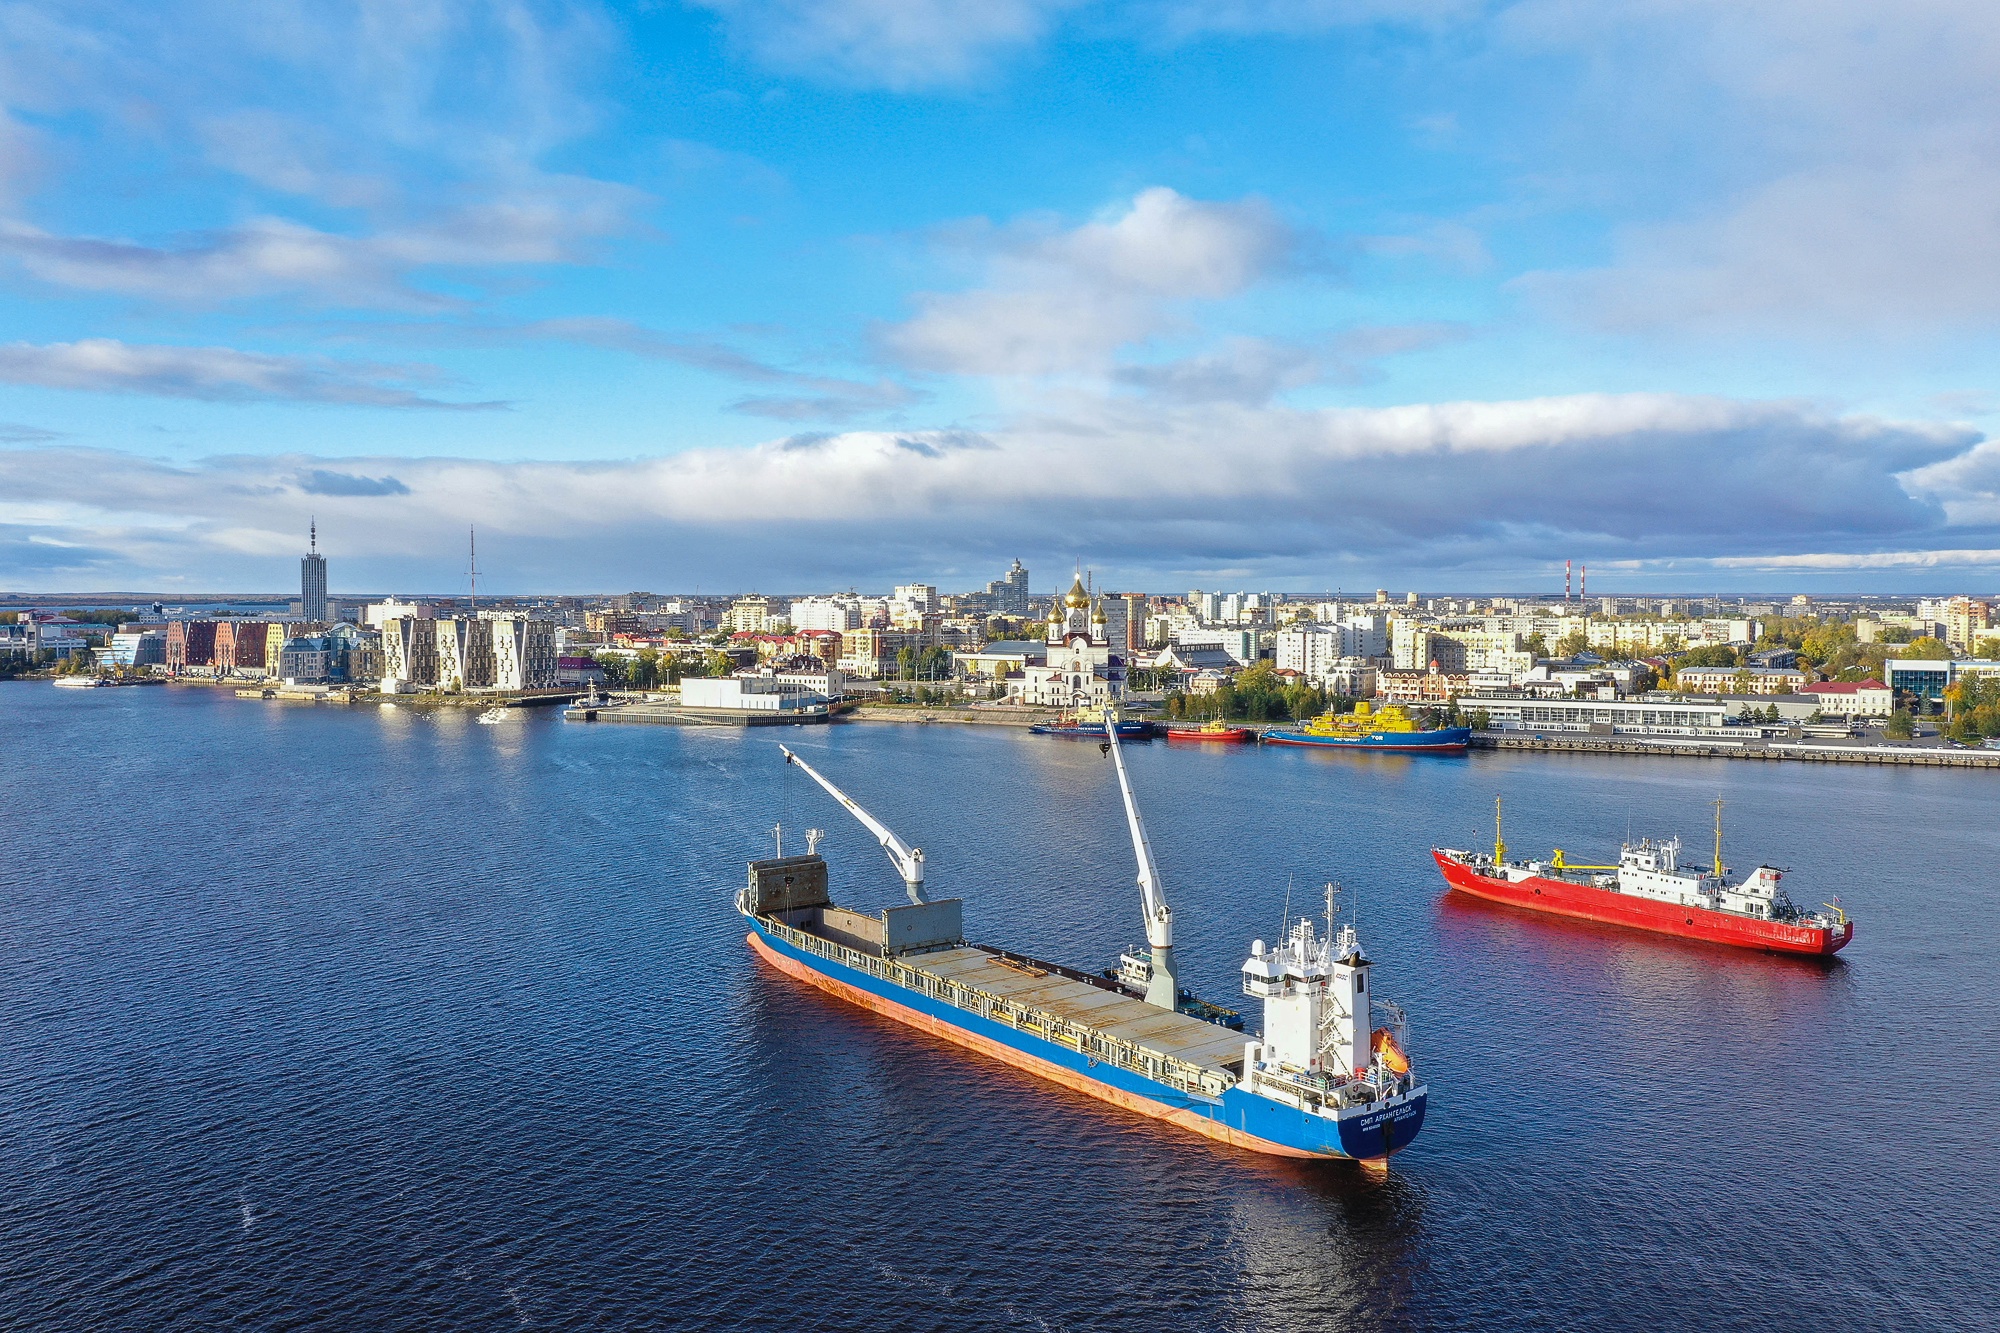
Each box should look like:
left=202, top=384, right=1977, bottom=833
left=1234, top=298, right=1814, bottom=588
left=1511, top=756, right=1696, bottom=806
left=1064, top=575, right=1090, bottom=609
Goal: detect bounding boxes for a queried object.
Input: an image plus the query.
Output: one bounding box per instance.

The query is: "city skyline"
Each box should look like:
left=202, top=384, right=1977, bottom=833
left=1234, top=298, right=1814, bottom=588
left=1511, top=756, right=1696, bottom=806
left=4, top=4, right=2000, bottom=592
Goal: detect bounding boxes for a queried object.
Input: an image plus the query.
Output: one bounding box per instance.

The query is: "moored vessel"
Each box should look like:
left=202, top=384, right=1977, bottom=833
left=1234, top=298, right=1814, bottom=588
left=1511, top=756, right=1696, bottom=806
left=1263, top=701, right=1470, bottom=752
left=1165, top=721, right=1254, bottom=743
left=1029, top=705, right=1153, bottom=739
left=740, top=722, right=1428, bottom=1161
left=1434, top=798, right=1853, bottom=956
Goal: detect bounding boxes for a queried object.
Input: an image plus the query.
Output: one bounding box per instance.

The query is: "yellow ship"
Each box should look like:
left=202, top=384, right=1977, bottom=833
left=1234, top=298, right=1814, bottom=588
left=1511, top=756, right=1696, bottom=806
left=1262, top=701, right=1472, bottom=752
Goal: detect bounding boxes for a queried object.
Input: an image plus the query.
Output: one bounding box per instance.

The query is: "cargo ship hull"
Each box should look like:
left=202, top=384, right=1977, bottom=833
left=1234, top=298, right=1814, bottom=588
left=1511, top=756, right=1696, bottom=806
left=1264, top=725, right=1472, bottom=752
left=745, top=916, right=1426, bottom=1161
left=1433, top=851, right=1853, bottom=955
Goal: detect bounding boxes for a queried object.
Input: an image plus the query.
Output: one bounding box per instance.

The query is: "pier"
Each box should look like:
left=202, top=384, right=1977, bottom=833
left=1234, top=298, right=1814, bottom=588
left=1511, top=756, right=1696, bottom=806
left=1473, top=731, right=2000, bottom=767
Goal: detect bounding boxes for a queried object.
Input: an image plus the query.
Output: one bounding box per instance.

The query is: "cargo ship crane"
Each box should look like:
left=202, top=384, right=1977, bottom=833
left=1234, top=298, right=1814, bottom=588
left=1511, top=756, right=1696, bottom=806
left=1103, top=710, right=1179, bottom=1010
left=780, top=745, right=928, bottom=904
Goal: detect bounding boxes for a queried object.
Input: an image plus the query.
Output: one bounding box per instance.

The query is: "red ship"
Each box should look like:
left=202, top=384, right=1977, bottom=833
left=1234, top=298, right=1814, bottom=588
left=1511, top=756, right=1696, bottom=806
left=1164, top=722, right=1254, bottom=743
left=1433, top=799, right=1854, bottom=957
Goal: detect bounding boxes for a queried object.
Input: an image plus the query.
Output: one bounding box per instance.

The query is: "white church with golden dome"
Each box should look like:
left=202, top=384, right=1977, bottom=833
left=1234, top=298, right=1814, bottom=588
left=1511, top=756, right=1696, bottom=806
left=1008, top=574, right=1126, bottom=708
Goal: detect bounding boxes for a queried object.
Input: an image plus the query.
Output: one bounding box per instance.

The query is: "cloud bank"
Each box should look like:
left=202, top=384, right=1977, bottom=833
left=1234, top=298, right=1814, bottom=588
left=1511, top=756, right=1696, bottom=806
left=2, top=393, right=1990, bottom=590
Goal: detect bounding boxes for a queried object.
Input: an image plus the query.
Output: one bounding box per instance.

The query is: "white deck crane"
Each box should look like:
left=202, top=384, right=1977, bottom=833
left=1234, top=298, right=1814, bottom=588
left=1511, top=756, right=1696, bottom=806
left=1103, top=710, right=1179, bottom=1011
left=780, top=745, right=928, bottom=905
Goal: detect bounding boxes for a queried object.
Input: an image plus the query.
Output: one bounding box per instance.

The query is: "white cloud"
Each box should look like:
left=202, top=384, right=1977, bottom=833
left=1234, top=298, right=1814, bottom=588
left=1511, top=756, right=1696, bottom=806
left=1507, top=0, right=2000, bottom=334
left=0, top=339, right=501, bottom=409
left=690, top=0, right=1072, bottom=90
left=0, top=2, right=637, bottom=307
left=1114, top=324, right=1461, bottom=404
left=1, top=393, right=1986, bottom=588
left=884, top=188, right=1299, bottom=374
left=1700, top=549, right=2000, bottom=571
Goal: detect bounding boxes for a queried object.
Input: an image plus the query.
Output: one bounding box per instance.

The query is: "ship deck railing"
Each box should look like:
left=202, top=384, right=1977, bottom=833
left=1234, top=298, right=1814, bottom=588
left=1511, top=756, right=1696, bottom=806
left=1254, top=1061, right=1413, bottom=1112
left=756, top=914, right=1237, bottom=1102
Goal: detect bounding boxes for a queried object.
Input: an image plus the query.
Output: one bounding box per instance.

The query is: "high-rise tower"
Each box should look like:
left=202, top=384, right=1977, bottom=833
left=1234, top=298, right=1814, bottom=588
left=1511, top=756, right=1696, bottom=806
left=301, top=519, right=328, bottom=622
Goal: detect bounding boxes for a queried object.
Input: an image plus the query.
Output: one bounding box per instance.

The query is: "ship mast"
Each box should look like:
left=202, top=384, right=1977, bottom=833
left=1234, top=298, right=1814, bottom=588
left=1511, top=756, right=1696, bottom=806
left=780, top=745, right=927, bottom=904
left=1494, top=794, right=1506, bottom=863
left=1104, top=708, right=1178, bottom=1010
left=1713, top=795, right=1726, bottom=879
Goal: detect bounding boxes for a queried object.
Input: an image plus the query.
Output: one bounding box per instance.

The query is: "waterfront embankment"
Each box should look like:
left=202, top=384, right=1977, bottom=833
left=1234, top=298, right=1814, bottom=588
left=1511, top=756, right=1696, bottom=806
left=1474, top=730, right=2000, bottom=767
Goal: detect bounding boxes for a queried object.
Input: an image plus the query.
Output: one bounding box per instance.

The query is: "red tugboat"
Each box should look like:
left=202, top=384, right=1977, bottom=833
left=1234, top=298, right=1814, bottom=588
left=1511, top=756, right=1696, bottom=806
left=1433, top=798, right=1854, bottom=957
left=1165, top=721, right=1255, bottom=743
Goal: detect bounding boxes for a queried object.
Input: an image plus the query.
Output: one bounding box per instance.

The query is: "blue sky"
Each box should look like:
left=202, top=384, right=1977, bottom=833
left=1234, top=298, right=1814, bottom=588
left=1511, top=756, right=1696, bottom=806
left=4, top=0, right=2000, bottom=595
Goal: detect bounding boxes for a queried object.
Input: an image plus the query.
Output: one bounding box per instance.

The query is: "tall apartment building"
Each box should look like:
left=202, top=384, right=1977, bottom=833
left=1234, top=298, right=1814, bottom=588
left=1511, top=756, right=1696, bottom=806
left=790, top=596, right=862, bottom=631
left=892, top=584, right=938, bottom=616
left=165, top=619, right=218, bottom=671
left=381, top=616, right=439, bottom=689
left=301, top=520, right=328, bottom=622
left=1945, top=597, right=1991, bottom=650
left=1096, top=595, right=1130, bottom=660
left=486, top=613, right=558, bottom=691
left=982, top=560, right=1030, bottom=615
left=724, top=596, right=781, bottom=634
left=1118, top=592, right=1147, bottom=656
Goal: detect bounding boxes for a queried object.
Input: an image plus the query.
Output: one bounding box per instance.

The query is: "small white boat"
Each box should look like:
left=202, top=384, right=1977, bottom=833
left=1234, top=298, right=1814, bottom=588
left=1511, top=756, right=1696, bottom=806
left=52, top=675, right=108, bottom=688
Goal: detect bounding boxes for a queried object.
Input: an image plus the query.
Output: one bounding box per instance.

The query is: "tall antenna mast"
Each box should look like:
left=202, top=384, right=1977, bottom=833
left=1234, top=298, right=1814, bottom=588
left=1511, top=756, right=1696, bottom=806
left=310, top=517, right=317, bottom=553
left=468, top=526, right=479, bottom=612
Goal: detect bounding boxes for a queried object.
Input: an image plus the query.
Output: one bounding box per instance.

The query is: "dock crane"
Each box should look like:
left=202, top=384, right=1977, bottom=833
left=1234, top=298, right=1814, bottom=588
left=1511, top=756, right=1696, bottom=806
left=1103, top=710, right=1179, bottom=1011
left=779, top=745, right=928, bottom=905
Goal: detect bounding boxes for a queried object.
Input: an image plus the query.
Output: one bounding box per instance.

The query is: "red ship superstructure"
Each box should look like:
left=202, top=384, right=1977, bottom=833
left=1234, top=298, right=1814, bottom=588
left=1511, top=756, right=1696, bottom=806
left=1434, top=799, right=1853, bottom=957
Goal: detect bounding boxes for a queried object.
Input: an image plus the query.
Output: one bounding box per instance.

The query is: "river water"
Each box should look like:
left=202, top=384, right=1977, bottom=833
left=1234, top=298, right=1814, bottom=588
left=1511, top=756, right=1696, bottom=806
left=3, top=686, right=1995, bottom=1331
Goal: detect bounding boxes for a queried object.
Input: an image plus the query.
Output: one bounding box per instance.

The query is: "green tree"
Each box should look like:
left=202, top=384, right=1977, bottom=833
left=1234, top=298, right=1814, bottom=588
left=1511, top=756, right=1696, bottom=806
left=1677, top=644, right=1742, bottom=669
left=1523, top=632, right=1550, bottom=658
left=1900, top=636, right=1952, bottom=660
left=917, top=645, right=953, bottom=680
left=1554, top=629, right=1590, bottom=658
left=1976, top=636, right=2000, bottom=660
left=705, top=650, right=735, bottom=677
left=1800, top=622, right=1857, bottom=669
left=1885, top=707, right=1915, bottom=739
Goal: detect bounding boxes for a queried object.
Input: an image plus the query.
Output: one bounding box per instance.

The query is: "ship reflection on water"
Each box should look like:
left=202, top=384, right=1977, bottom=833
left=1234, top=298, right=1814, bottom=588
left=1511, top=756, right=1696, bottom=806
left=1220, top=1166, right=1427, bottom=1332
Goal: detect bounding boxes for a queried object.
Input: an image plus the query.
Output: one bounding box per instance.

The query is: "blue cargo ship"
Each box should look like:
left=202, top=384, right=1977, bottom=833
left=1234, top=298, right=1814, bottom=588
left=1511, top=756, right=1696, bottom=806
left=738, top=725, right=1428, bottom=1162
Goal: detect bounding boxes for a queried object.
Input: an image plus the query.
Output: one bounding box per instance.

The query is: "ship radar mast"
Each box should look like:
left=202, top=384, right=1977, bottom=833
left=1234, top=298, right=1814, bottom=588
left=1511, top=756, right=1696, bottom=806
left=1103, top=708, right=1178, bottom=1010
left=780, top=745, right=928, bottom=904
left=1494, top=794, right=1506, bottom=864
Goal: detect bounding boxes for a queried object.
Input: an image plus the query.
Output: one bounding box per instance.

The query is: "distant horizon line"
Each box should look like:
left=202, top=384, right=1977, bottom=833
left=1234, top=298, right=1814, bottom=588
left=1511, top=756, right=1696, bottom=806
left=3, top=590, right=1990, bottom=605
